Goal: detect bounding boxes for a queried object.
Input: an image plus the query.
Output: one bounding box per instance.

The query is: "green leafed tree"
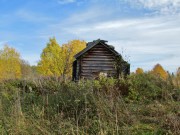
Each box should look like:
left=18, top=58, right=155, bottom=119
left=37, top=38, right=63, bottom=77
left=0, top=45, right=21, bottom=80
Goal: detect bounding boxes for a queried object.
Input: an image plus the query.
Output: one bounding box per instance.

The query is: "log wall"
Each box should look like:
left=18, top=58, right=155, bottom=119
left=80, top=44, right=117, bottom=79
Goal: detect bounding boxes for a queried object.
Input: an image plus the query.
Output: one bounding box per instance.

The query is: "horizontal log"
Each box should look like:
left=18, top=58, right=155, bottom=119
left=82, top=64, right=115, bottom=67
left=90, top=44, right=103, bottom=47
left=83, top=55, right=114, bottom=59
left=81, top=69, right=117, bottom=73
left=81, top=73, right=117, bottom=77
left=92, top=44, right=104, bottom=47
left=82, top=67, right=115, bottom=70
left=87, top=50, right=110, bottom=53
left=82, top=63, right=115, bottom=68
left=82, top=61, right=115, bottom=64
left=82, top=57, right=114, bottom=61
left=89, top=48, right=108, bottom=51
left=85, top=53, right=113, bottom=56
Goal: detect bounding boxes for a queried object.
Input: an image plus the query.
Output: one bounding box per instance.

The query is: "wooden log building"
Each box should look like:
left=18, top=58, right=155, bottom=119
left=72, top=39, right=130, bottom=81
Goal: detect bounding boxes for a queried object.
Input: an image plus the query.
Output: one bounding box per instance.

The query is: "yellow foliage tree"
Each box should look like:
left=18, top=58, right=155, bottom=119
left=151, top=64, right=168, bottom=80
left=136, top=68, right=144, bottom=74
left=37, top=38, right=63, bottom=76
left=0, top=45, right=21, bottom=80
left=37, top=38, right=86, bottom=79
left=61, top=40, right=86, bottom=79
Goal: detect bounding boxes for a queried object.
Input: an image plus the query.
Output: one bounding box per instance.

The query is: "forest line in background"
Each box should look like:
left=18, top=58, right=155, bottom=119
left=0, top=37, right=179, bottom=81
left=0, top=38, right=86, bottom=81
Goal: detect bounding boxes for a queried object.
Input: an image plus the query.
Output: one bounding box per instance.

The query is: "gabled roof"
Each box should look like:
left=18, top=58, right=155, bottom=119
left=74, top=39, right=122, bottom=59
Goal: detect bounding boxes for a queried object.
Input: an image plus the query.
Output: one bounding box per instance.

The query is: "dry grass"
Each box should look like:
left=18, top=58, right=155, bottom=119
left=0, top=73, right=180, bottom=134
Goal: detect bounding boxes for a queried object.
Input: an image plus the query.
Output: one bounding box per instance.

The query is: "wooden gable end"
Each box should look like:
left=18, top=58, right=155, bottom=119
left=80, top=43, right=117, bottom=79
left=72, top=39, right=130, bottom=81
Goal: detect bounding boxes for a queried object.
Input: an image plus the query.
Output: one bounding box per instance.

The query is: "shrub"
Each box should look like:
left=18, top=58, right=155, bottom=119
left=127, top=73, right=175, bottom=102
left=0, top=74, right=179, bottom=134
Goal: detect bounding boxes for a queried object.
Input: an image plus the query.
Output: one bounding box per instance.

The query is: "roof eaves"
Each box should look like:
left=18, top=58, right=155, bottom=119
left=99, top=41, right=121, bottom=57
left=74, top=40, right=100, bottom=59
left=74, top=39, right=123, bottom=60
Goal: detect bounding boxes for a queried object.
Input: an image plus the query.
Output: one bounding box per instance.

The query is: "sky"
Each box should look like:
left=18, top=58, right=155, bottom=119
left=0, top=0, right=180, bottom=72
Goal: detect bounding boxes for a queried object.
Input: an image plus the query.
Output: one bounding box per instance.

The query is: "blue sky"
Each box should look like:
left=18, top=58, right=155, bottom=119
left=0, top=0, right=180, bottom=72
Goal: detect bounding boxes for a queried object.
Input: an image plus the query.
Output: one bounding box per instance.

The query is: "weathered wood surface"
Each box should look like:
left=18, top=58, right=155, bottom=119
left=80, top=44, right=117, bottom=79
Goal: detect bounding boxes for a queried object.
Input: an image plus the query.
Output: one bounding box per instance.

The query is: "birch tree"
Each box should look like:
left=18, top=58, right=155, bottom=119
left=0, top=45, right=21, bottom=80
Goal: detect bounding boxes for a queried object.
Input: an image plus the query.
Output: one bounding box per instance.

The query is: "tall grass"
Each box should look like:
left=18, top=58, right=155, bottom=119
left=0, top=73, right=179, bottom=134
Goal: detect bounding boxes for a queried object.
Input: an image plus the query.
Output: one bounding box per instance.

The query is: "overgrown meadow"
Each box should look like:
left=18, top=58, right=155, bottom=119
left=0, top=73, right=179, bottom=135
left=0, top=39, right=180, bottom=134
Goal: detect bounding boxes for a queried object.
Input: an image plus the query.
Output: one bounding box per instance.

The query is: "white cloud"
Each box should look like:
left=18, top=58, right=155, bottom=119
left=23, top=1, right=180, bottom=72
left=58, top=14, right=180, bottom=72
left=126, top=0, right=180, bottom=15
left=57, top=0, right=76, bottom=4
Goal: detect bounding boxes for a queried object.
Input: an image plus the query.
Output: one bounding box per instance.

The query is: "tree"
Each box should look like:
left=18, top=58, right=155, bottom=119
left=0, top=45, right=21, bottom=80
left=37, top=38, right=63, bottom=77
left=37, top=38, right=86, bottom=80
left=136, top=68, right=144, bottom=74
left=175, top=67, right=180, bottom=87
left=176, top=67, right=180, bottom=77
left=31, top=65, right=39, bottom=78
left=61, top=40, right=86, bottom=79
left=20, top=60, right=32, bottom=79
left=151, top=64, right=168, bottom=80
